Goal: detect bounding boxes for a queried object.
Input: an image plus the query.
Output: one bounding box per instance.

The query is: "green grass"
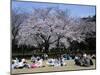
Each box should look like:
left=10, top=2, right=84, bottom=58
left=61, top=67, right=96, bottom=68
left=11, top=59, right=96, bottom=74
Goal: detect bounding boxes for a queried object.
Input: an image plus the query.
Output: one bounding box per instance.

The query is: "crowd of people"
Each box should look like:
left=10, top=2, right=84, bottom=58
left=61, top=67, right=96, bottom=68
left=47, top=56, right=66, bottom=67
left=74, top=53, right=94, bottom=67
left=12, top=57, right=43, bottom=69
left=12, top=53, right=94, bottom=69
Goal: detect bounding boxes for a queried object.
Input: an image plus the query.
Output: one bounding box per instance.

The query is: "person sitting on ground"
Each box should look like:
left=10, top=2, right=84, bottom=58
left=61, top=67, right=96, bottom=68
left=75, top=55, right=79, bottom=64
left=31, top=55, right=36, bottom=62
left=16, top=59, right=24, bottom=69
left=36, top=56, right=40, bottom=60
left=80, top=53, right=91, bottom=67
left=60, top=56, right=66, bottom=66
left=12, top=57, right=20, bottom=69
left=23, top=61, right=30, bottom=68
left=12, top=60, right=17, bottom=69
left=82, top=54, right=93, bottom=67
left=31, top=61, right=38, bottom=68
left=75, top=53, right=93, bottom=67
left=54, top=58, right=60, bottom=67
left=44, top=54, right=48, bottom=60
left=74, top=53, right=82, bottom=66
left=31, top=58, right=44, bottom=68
left=74, top=53, right=87, bottom=66
left=16, top=58, right=30, bottom=69
left=36, top=58, right=43, bottom=67
left=47, top=58, right=55, bottom=66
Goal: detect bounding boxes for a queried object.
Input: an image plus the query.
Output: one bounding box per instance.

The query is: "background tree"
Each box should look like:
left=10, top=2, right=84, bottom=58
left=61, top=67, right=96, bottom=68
left=68, top=15, right=96, bottom=52
left=12, top=9, right=28, bottom=53
left=17, top=7, right=95, bottom=54
left=10, top=6, right=96, bottom=58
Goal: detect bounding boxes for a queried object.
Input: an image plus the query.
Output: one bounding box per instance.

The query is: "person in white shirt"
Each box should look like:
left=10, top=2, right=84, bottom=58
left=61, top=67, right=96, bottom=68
left=54, top=58, right=60, bottom=67
left=12, top=60, right=17, bottom=69
left=16, top=59, right=25, bottom=69
left=47, top=58, right=55, bottom=66
left=31, top=55, right=36, bottom=62
left=35, top=58, right=43, bottom=67
left=60, top=57, right=66, bottom=66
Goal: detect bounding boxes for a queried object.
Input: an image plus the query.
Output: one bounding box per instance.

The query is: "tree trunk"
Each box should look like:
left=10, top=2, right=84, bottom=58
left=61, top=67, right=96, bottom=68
left=44, top=42, right=49, bottom=53
left=56, top=37, right=60, bottom=50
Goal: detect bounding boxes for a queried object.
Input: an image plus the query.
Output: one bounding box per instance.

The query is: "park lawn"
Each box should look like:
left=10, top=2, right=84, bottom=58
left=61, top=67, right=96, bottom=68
left=11, top=59, right=96, bottom=74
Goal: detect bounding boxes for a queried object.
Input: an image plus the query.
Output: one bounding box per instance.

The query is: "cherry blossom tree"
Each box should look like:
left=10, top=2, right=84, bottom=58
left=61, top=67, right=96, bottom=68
left=12, top=9, right=28, bottom=52
left=17, top=7, right=96, bottom=53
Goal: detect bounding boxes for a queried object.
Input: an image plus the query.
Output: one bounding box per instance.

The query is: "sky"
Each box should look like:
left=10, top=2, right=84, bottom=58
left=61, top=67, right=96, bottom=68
left=12, top=1, right=96, bottom=18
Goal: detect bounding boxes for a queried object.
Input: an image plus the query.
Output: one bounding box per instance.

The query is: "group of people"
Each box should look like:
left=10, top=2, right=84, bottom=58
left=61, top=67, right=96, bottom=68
left=12, top=58, right=30, bottom=69
left=31, top=54, right=48, bottom=61
left=12, top=54, right=65, bottom=69
left=12, top=57, right=43, bottom=69
left=12, top=53, right=94, bottom=69
left=47, top=57, right=66, bottom=67
left=74, top=53, right=94, bottom=67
